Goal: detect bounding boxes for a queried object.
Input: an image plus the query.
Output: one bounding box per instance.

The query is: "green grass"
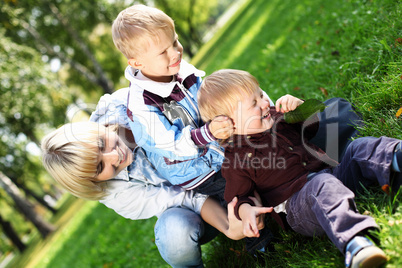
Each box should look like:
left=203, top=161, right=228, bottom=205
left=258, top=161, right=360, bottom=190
left=9, top=196, right=168, bottom=268
left=34, top=202, right=165, bottom=268
left=9, top=0, right=402, bottom=267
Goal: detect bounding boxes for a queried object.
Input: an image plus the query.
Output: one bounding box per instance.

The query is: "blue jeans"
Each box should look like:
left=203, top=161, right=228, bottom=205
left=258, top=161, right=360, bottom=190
left=154, top=207, right=219, bottom=268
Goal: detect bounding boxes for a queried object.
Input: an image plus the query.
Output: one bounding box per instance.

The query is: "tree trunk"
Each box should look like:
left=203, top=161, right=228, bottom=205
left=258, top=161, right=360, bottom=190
left=13, top=179, right=57, bottom=214
left=19, top=20, right=114, bottom=94
left=155, top=0, right=196, bottom=57
left=48, top=2, right=115, bottom=93
left=0, top=214, right=26, bottom=252
left=0, top=172, right=56, bottom=238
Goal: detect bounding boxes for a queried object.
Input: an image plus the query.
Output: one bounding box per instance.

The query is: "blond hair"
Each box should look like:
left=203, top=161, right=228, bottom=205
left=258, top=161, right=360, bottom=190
left=112, top=4, right=175, bottom=60
left=198, top=69, right=260, bottom=122
left=41, top=122, right=112, bottom=200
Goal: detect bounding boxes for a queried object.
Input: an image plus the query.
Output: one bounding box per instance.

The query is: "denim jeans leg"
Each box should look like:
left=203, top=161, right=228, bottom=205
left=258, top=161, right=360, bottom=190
left=286, top=175, right=378, bottom=252
left=154, top=207, right=217, bottom=268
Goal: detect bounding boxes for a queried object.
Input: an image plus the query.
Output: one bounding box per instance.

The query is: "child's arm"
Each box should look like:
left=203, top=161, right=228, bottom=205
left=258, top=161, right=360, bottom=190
left=238, top=203, right=273, bottom=238
left=200, top=195, right=272, bottom=240
left=101, top=178, right=208, bottom=221
left=200, top=197, right=244, bottom=240
left=275, top=94, right=304, bottom=113
left=129, top=94, right=220, bottom=161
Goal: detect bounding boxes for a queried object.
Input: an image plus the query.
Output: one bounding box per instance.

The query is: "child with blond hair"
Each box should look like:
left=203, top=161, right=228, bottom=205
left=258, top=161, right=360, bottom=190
left=111, top=5, right=238, bottom=202
left=198, top=69, right=402, bottom=268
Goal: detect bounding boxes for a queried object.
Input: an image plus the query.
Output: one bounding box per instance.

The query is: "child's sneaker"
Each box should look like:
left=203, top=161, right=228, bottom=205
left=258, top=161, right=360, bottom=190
left=391, top=141, right=402, bottom=193
left=345, top=236, right=387, bottom=268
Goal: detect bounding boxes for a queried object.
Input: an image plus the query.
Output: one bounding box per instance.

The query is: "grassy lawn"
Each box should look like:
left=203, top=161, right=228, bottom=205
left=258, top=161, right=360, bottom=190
left=10, top=0, right=401, bottom=267
left=9, top=196, right=169, bottom=268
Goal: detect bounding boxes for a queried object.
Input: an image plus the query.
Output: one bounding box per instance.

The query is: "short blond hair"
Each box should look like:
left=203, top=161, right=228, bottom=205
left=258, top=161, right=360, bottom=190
left=112, top=4, right=175, bottom=60
left=198, top=69, right=260, bottom=122
left=41, top=122, right=113, bottom=200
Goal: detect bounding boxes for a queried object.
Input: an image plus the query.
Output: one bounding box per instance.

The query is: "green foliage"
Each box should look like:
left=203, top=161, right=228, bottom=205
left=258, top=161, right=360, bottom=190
left=0, top=0, right=123, bottom=96
left=284, top=99, right=326, bottom=123
left=0, top=28, right=71, bottom=193
left=0, top=30, right=70, bottom=135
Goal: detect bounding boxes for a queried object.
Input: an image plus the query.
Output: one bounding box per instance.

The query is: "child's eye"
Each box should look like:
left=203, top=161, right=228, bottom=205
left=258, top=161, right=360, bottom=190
left=97, top=161, right=104, bottom=175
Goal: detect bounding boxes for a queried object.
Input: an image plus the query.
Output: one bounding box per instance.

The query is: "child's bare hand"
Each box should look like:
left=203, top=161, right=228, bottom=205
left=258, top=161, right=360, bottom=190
left=209, top=115, right=234, bottom=139
left=239, top=203, right=273, bottom=237
left=248, top=191, right=265, bottom=230
left=275, top=94, right=304, bottom=113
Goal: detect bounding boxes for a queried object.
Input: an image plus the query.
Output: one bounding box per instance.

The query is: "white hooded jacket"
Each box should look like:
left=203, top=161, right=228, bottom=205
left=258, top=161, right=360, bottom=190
left=90, top=88, right=207, bottom=219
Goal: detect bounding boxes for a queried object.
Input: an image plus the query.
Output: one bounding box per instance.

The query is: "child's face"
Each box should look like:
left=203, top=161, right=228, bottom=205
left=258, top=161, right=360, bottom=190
left=136, top=32, right=183, bottom=83
left=95, top=127, right=133, bottom=181
left=231, top=88, right=273, bottom=135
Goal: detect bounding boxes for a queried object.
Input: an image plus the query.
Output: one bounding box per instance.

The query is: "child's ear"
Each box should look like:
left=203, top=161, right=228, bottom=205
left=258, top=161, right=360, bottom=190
left=128, top=58, right=143, bottom=69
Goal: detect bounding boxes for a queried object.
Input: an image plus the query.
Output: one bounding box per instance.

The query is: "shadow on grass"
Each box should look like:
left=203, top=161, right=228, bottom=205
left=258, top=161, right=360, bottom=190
left=9, top=196, right=169, bottom=268
left=40, top=201, right=166, bottom=268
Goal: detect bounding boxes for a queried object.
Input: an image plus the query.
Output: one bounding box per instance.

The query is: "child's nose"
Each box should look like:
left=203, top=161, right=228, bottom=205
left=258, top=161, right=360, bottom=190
left=168, top=47, right=180, bottom=59
left=260, top=99, right=270, bottom=109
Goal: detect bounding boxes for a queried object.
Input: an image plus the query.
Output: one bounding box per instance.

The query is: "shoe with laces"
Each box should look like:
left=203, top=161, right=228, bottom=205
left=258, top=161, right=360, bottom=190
left=345, top=236, right=387, bottom=268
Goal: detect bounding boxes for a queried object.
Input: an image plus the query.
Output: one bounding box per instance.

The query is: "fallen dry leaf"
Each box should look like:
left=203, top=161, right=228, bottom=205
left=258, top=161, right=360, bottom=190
left=396, top=107, right=402, bottom=118
left=319, top=87, right=328, bottom=97
left=381, top=184, right=390, bottom=195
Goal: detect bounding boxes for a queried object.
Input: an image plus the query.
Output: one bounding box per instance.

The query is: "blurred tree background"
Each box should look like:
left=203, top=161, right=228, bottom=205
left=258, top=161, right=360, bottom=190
left=0, top=0, right=233, bottom=261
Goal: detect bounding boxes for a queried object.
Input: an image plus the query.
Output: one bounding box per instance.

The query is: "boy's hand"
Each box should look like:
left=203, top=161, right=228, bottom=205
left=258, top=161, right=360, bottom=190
left=209, top=115, right=235, bottom=139
left=248, top=191, right=266, bottom=230
left=226, top=192, right=267, bottom=240
left=275, top=94, right=304, bottom=113
left=239, top=203, right=273, bottom=238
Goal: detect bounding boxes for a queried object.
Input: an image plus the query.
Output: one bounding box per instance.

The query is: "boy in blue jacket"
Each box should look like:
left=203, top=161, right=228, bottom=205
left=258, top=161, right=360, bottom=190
left=111, top=5, right=250, bottom=202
